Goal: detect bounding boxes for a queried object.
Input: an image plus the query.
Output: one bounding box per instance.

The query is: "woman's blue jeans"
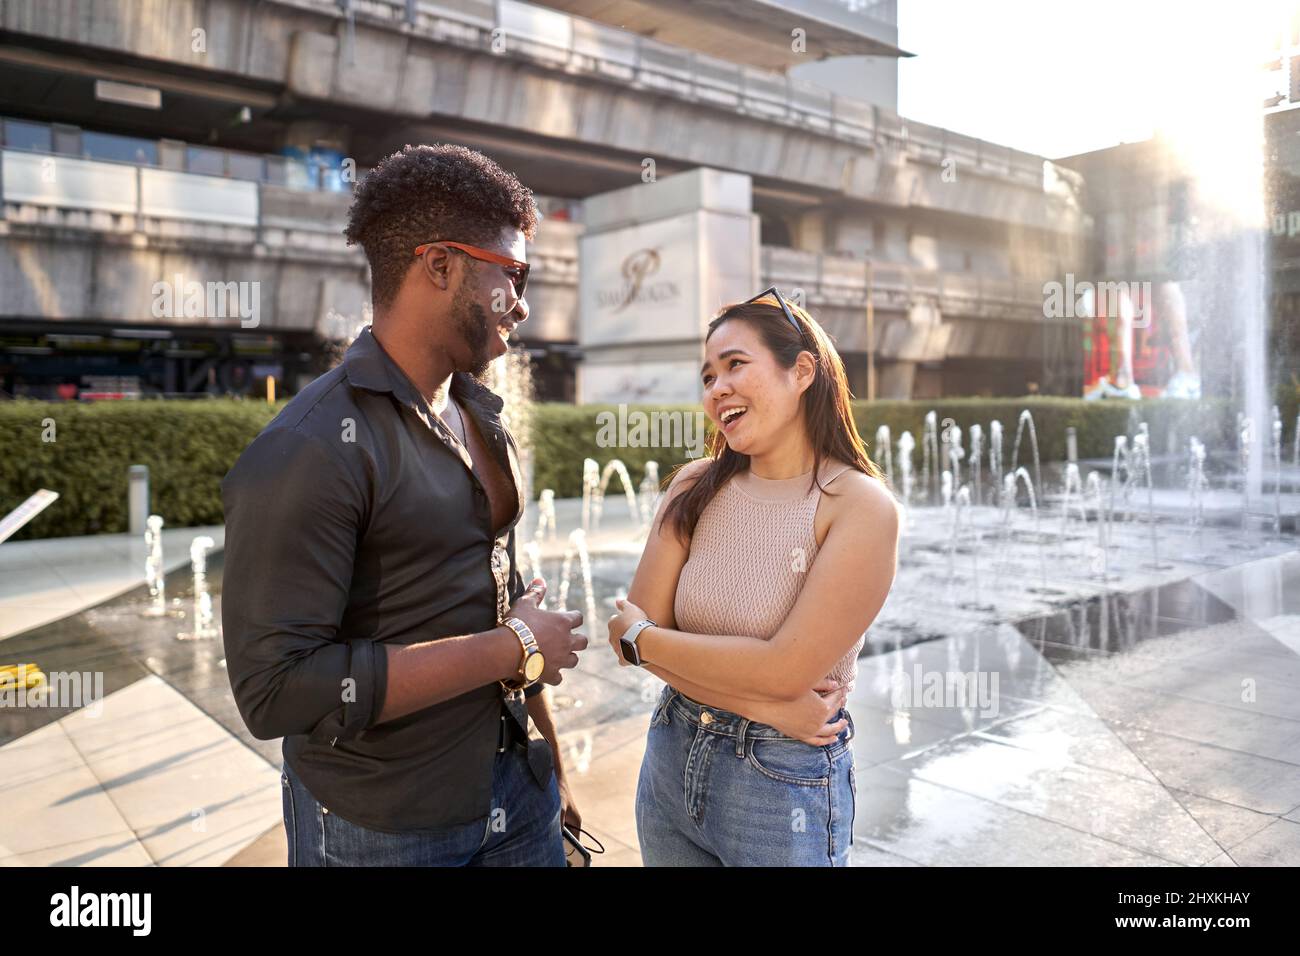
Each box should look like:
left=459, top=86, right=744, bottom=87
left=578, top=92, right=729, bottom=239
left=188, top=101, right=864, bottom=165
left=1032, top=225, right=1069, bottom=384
left=636, top=685, right=856, bottom=866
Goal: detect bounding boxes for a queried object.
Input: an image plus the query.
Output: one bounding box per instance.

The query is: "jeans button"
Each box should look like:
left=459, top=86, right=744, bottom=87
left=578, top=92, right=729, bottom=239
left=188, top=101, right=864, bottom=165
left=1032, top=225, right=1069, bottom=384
left=700, top=711, right=714, bottom=725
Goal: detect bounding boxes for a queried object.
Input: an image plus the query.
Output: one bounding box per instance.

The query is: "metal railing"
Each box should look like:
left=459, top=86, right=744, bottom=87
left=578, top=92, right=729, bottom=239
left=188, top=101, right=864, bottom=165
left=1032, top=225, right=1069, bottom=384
left=760, top=246, right=1047, bottom=311
left=1, top=149, right=260, bottom=227
left=0, top=145, right=580, bottom=265
left=0, top=117, right=359, bottom=194
left=329, top=0, right=1051, bottom=190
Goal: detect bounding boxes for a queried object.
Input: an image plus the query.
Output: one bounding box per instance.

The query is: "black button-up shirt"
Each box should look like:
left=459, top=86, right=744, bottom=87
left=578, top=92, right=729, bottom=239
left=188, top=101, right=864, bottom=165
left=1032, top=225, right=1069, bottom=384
left=221, top=327, right=549, bottom=832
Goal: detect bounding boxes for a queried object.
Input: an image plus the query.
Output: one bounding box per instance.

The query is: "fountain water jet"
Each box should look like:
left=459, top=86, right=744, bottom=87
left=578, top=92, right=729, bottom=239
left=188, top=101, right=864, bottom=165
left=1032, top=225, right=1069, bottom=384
left=590, top=460, right=640, bottom=531
left=1271, top=406, right=1283, bottom=535
left=580, top=459, right=600, bottom=532
left=1000, top=467, right=1050, bottom=593
left=988, top=420, right=1004, bottom=508
left=921, top=412, right=939, bottom=505
left=1084, top=471, right=1116, bottom=582
left=1294, top=414, right=1299, bottom=487
left=177, top=535, right=219, bottom=641
left=1238, top=417, right=1254, bottom=531
left=1133, top=430, right=1173, bottom=571
left=140, top=514, right=178, bottom=619
left=557, top=528, right=598, bottom=635
left=874, top=425, right=894, bottom=489
left=946, top=421, right=964, bottom=489
left=946, top=485, right=993, bottom=612
left=1009, top=410, right=1042, bottom=509
left=897, top=431, right=915, bottom=506
left=1059, top=462, right=1087, bottom=554
left=637, top=461, right=662, bottom=528
left=534, top=488, right=557, bottom=543
left=968, top=424, right=984, bottom=509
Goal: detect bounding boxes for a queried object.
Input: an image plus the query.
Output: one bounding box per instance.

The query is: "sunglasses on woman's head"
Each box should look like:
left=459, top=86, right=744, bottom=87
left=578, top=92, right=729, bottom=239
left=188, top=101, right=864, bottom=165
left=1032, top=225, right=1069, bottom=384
left=744, top=286, right=810, bottom=348
left=413, top=240, right=529, bottom=300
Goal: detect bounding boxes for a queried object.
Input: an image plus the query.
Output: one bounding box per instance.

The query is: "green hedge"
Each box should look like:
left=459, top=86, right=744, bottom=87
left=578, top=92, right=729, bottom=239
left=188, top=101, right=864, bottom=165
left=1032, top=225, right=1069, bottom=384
left=0, top=400, right=279, bottom=540
left=0, top=394, right=1269, bottom=538
left=529, top=403, right=708, bottom=499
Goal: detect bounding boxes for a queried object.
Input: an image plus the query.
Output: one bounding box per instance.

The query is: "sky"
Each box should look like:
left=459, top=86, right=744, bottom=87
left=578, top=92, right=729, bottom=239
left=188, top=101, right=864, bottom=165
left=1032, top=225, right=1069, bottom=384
left=895, top=0, right=1292, bottom=160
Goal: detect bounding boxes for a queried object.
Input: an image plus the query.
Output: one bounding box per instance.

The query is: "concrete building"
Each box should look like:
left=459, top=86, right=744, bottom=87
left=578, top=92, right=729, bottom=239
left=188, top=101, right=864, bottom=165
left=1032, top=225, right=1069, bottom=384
left=1055, top=92, right=1300, bottom=406
left=0, top=0, right=1088, bottom=402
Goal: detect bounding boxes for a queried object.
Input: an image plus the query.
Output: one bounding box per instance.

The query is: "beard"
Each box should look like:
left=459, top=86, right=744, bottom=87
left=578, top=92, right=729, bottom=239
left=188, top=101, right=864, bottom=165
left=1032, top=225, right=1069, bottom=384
left=451, top=279, right=493, bottom=378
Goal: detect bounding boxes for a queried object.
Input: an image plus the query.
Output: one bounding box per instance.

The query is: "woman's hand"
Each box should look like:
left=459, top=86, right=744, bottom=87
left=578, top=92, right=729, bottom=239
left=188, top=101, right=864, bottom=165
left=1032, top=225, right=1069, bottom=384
left=758, top=678, right=849, bottom=745
left=611, top=597, right=850, bottom=744
left=607, top=597, right=647, bottom=666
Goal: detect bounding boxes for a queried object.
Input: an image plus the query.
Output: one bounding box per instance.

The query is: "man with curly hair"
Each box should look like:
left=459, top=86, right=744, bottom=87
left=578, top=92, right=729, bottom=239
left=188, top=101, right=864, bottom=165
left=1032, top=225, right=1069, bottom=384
left=221, top=144, right=587, bottom=866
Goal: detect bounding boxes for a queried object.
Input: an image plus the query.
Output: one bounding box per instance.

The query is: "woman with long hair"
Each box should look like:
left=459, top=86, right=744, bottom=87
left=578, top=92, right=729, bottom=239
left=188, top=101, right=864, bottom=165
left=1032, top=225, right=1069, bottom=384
left=607, top=289, right=900, bottom=866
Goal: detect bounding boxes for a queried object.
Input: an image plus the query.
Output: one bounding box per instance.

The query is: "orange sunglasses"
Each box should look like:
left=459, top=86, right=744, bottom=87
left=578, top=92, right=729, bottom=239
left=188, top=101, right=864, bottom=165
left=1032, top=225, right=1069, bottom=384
left=413, top=240, right=529, bottom=299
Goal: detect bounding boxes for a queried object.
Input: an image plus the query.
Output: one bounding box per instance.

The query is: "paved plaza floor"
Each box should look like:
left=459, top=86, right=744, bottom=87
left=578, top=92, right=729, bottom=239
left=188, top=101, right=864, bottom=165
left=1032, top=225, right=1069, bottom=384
left=0, top=526, right=223, bottom=642
left=2, top=511, right=1299, bottom=867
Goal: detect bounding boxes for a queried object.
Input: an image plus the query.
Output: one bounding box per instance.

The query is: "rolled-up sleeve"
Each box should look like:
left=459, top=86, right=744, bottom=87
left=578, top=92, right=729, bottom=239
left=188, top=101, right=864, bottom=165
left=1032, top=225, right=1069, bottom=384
left=220, top=426, right=387, bottom=743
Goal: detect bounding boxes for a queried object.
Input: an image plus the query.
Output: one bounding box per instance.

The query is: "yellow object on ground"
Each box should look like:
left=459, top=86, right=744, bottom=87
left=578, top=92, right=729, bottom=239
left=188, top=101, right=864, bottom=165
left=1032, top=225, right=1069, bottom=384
left=0, top=663, right=46, bottom=689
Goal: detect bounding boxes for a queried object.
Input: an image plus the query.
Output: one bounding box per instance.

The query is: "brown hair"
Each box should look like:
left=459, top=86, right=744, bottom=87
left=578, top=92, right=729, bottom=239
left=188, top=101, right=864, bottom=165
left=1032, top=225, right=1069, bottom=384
left=661, top=295, right=887, bottom=542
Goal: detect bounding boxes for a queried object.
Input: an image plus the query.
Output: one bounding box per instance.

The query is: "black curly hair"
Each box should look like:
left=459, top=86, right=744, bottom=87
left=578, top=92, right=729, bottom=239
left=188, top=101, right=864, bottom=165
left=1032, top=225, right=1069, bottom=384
left=344, top=144, right=538, bottom=308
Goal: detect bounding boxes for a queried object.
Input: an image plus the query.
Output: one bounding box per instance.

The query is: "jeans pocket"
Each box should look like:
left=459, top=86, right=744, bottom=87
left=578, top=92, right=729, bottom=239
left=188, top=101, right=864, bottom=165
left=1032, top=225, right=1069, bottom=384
left=648, top=688, right=674, bottom=729
left=747, top=737, right=834, bottom=786
left=280, top=770, right=297, bottom=867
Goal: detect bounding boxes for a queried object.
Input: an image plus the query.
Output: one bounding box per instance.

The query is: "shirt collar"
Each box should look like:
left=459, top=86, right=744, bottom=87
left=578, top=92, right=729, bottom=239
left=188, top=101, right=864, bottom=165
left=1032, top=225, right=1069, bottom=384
left=343, top=326, right=523, bottom=538
left=343, top=325, right=505, bottom=424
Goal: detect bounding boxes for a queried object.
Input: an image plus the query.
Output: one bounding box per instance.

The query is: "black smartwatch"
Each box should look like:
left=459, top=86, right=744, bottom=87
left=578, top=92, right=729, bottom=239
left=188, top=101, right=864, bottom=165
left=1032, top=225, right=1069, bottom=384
left=619, top=618, right=656, bottom=667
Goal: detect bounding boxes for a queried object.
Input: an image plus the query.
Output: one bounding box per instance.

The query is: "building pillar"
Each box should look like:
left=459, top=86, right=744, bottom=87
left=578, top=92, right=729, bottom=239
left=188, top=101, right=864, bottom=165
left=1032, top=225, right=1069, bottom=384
left=577, top=168, right=759, bottom=404
left=877, top=361, right=917, bottom=399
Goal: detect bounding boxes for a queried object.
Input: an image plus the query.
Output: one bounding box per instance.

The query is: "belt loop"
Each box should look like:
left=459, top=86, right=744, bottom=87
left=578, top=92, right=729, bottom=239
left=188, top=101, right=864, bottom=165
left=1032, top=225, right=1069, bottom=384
left=735, top=717, right=749, bottom=758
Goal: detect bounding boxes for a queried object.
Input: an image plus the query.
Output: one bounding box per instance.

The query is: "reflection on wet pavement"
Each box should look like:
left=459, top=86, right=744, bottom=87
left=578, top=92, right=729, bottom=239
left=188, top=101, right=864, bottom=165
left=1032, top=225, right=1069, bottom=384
left=2, top=540, right=1298, bottom=867
left=846, top=551, right=1300, bottom=866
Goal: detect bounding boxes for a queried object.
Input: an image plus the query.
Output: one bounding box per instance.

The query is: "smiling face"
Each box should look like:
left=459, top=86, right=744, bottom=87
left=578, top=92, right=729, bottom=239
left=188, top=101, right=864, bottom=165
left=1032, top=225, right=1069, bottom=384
left=451, top=227, right=530, bottom=375
left=700, top=318, right=814, bottom=456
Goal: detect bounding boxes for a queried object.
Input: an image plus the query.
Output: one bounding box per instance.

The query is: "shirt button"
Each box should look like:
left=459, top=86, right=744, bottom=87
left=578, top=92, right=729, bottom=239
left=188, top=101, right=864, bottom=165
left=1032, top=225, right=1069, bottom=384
left=700, top=711, right=714, bottom=725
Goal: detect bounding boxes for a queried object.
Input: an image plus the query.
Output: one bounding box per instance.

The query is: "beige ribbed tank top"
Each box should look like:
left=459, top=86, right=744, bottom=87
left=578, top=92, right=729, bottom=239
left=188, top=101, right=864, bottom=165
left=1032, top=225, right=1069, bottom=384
left=673, top=459, right=864, bottom=690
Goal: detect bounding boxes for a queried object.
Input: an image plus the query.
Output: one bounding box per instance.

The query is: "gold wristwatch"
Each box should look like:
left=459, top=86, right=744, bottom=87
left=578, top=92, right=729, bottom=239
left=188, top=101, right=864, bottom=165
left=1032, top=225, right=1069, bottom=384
left=501, top=617, right=545, bottom=691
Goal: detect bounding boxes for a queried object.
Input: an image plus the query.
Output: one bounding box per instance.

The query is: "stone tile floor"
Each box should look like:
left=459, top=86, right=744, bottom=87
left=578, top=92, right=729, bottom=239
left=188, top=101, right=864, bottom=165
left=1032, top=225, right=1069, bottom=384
left=0, top=526, right=223, bottom=642
left=2, top=511, right=1298, bottom=867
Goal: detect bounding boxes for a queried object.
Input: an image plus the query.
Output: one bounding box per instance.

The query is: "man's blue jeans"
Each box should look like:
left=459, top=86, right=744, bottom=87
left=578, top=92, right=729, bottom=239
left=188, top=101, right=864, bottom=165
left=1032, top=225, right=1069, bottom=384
left=281, top=742, right=565, bottom=866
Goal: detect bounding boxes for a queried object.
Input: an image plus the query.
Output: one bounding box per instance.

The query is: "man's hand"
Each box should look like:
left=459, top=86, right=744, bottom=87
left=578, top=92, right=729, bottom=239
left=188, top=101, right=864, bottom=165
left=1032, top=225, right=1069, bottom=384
left=505, top=577, right=586, bottom=685
left=557, top=774, right=582, bottom=833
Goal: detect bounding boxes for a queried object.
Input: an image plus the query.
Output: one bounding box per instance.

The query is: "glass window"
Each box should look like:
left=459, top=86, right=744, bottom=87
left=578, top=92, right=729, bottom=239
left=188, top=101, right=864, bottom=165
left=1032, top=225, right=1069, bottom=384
left=284, top=159, right=320, bottom=191
left=2, top=118, right=53, bottom=152
left=226, top=151, right=264, bottom=182
left=262, top=156, right=288, bottom=186
left=185, top=146, right=225, bottom=176
left=81, top=131, right=157, bottom=165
